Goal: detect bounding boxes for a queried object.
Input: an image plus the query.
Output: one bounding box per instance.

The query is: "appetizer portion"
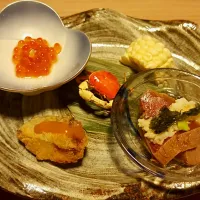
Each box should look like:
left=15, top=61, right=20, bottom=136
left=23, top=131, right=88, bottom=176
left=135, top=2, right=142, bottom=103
left=13, top=36, right=62, bottom=78
left=138, top=90, right=200, bottom=166
left=120, top=35, right=174, bottom=71
left=17, top=116, right=87, bottom=163
left=78, top=70, right=120, bottom=115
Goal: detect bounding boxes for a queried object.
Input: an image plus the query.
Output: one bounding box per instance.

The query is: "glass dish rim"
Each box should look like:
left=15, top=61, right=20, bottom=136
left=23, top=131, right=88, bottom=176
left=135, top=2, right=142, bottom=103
left=111, top=68, right=200, bottom=182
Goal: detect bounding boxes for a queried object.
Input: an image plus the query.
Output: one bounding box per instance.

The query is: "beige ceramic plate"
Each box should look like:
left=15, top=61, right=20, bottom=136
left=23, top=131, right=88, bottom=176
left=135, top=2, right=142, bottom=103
left=1, top=8, right=200, bottom=200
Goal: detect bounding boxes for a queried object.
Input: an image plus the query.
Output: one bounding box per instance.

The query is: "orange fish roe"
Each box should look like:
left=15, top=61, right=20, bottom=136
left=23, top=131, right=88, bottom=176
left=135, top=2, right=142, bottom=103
left=13, top=36, right=62, bottom=78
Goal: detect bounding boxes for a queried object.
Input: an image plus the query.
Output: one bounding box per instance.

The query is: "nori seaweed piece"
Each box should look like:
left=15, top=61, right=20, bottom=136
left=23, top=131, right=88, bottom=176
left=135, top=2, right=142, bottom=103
left=150, top=107, right=180, bottom=133
left=150, top=104, right=200, bottom=134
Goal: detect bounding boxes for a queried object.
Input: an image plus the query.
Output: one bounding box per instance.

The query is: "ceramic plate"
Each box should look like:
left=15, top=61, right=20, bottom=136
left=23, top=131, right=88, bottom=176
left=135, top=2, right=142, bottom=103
left=1, top=8, right=200, bottom=200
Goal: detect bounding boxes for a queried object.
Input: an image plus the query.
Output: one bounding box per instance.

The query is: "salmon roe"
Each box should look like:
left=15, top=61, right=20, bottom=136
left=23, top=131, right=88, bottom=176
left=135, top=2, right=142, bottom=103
left=12, top=36, right=62, bottom=78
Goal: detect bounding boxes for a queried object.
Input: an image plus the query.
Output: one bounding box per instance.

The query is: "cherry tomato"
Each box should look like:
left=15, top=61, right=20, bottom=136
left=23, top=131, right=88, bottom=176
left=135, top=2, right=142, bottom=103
left=89, top=70, right=120, bottom=100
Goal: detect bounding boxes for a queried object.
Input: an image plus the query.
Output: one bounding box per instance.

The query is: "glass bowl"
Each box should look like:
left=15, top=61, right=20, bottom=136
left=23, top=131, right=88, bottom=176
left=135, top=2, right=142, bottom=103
left=111, top=68, right=200, bottom=182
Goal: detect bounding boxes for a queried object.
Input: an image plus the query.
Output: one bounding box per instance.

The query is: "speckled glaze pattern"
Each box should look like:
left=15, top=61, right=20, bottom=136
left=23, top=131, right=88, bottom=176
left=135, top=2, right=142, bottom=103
left=1, top=8, right=200, bottom=200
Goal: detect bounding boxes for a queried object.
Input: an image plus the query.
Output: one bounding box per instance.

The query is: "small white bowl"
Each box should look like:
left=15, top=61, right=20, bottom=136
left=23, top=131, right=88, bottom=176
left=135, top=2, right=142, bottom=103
left=0, top=0, right=91, bottom=95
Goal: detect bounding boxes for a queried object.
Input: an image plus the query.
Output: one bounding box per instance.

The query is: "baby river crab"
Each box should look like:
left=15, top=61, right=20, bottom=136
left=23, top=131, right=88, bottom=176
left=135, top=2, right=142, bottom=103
left=78, top=70, right=120, bottom=116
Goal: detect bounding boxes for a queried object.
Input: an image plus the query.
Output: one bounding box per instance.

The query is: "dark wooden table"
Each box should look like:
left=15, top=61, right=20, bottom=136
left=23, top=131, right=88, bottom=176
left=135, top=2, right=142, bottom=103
left=0, top=187, right=200, bottom=200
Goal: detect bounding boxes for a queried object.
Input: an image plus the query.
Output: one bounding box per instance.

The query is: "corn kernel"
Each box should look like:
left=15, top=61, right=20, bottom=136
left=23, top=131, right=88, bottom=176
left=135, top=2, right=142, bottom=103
left=120, top=35, right=174, bottom=71
left=146, top=40, right=155, bottom=47
left=143, top=53, right=153, bottom=61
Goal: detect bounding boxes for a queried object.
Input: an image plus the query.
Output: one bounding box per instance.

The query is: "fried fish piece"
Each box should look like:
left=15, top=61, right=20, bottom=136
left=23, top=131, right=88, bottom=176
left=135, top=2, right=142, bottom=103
left=17, top=116, right=88, bottom=163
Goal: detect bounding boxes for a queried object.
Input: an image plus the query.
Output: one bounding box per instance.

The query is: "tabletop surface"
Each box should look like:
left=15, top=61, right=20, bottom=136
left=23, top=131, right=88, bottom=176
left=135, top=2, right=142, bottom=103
left=1, top=0, right=200, bottom=24
left=0, top=0, right=200, bottom=199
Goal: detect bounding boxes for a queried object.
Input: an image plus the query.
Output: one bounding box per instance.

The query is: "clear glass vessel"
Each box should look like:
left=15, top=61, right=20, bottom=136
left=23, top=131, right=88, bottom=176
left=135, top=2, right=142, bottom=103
left=111, top=68, right=200, bottom=182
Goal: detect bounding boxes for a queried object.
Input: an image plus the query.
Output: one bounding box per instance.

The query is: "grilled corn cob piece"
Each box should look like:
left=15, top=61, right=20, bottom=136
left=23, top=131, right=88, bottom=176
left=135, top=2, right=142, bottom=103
left=120, top=35, right=174, bottom=71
